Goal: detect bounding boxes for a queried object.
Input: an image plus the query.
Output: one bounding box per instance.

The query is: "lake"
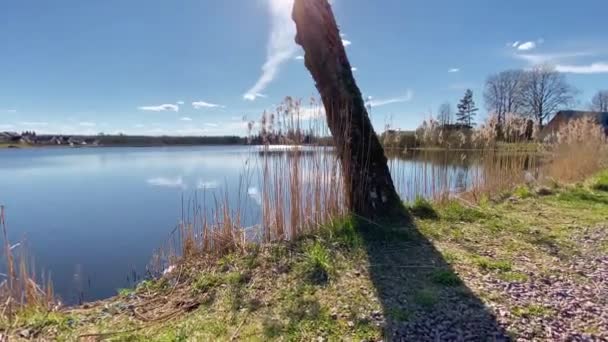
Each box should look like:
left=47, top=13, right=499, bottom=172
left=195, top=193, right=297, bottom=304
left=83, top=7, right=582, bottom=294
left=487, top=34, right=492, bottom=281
left=0, top=146, right=480, bottom=303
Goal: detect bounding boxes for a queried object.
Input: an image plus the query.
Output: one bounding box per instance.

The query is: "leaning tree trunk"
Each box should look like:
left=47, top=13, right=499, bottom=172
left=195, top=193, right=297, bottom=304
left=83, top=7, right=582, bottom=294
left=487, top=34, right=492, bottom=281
left=292, top=0, right=402, bottom=218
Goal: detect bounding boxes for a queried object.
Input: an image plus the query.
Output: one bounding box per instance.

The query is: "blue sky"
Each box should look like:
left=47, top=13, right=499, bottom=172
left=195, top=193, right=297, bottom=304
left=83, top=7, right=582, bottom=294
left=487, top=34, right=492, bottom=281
left=1, top=0, right=607, bottom=136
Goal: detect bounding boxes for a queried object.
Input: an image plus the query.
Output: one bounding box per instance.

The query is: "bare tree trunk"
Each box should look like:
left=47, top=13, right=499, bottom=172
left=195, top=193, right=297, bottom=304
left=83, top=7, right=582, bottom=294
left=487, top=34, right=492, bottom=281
left=292, top=0, right=402, bottom=218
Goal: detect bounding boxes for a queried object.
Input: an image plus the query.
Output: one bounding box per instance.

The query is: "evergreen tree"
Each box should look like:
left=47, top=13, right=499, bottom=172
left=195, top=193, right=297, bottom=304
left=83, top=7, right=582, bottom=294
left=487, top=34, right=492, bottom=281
left=456, top=89, right=479, bottom=127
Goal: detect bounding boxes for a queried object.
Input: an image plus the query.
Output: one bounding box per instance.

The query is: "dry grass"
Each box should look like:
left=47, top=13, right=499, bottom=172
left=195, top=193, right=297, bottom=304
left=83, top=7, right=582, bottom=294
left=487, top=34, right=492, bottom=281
left=0, top=206, right=57, bottom=327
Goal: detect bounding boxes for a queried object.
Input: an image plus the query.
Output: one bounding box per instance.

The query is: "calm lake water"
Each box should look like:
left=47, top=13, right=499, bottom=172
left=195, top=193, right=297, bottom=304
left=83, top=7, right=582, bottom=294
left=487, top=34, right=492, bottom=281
left=0, top=146, right=477, bottom=303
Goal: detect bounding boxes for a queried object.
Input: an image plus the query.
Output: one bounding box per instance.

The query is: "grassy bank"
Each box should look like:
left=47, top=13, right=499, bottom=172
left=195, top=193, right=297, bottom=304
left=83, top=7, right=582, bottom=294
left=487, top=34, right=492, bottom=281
left=4, top=171, right=607, bottom=341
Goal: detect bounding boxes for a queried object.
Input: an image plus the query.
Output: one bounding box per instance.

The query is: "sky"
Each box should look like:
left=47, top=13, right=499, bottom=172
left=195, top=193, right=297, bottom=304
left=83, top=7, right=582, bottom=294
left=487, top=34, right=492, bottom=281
left=1, top=0, right=607, bottom=136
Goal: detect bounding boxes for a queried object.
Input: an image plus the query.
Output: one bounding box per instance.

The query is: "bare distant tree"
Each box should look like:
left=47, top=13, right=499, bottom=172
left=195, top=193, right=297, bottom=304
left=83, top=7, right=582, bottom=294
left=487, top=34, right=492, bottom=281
left=520, top=65, right=576, bottom=127
left=483, top=70, right=524, bottom=124
left=591, top=90, right=608, bottom=112
left=437, top=102, right=452, bottom=126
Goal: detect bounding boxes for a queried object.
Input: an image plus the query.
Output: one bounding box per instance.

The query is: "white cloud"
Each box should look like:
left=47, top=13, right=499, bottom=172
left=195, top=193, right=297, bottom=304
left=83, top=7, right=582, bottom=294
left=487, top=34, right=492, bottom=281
left=342, top=39, right=352, bottom=47
left=294, top=55, right=304, bottom=60
left=138, top=104, right=179, bottom=112
left=147, top=177, right=186, bottom=189
left=176, top=101, right=185, bottom=105
left=243, top=0, right=297, bottom=101
left=555, top=62, right=608, bottom=74
left=514, top=51, right=593, bottom=64
left=20, top=121, right=49, bottom=126
left=512, top=41, right=520, bottom=48
left=205, top=123, right=219, bottom=127
left=134, top=124, right=145, bottom=128
left=517, top=41, right=536, bottom=51
left=248, top=187, right=262, bottom=205
left=367, top=90, right=414, bottom=107
left=448, top=68, right=460, bottom=73
left=351, top=67, right=357, bottom=72
left=2, top=109, right=17, bottom=113
left=243, top=93, right=268, bottom=101
left=192, top=101, right=224, bottom=109
left=180, top=117, right=193, bottom=121
left=0, top=124, right=15, bottom=129
left=78, top=122, right=96, bottom=127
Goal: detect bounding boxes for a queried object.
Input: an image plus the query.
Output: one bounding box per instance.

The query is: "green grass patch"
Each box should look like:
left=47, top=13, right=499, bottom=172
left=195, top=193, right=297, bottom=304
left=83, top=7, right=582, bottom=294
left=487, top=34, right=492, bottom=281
left=498, top=271, right=529, bottom=282
left=430, top=269, right=462, bottom=286
left=440, top=201, right=487, bottom=222
left=408, top=196, right=439, bottom=220
left=320, top=216, right=363, bottom=249
left=387, top=307, right=411, bottom=322
left=192, top=273, right=222, bottom=294
left=556, top=187, right=608, bottom=205
left=512, top=304, right=554, bottom=318
left=473, top=256, right=512, bottom=272
left=136, top=278, right=170, bottom=294
left=298, top=241, right=333, bottom=285
left=513, top=186, right=533, bottom=199
left=3, top=309, right=73, bottom=334
left=413, top=288, right=439, bottom=308
left=592, top=171, right=608, bottom=192
left=117, top=288, right=135, bottom=297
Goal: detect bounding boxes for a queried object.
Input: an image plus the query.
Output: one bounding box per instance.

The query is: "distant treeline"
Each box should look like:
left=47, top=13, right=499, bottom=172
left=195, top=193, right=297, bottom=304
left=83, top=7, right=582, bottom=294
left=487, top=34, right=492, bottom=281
left=95, top=134, right=247, bottom=146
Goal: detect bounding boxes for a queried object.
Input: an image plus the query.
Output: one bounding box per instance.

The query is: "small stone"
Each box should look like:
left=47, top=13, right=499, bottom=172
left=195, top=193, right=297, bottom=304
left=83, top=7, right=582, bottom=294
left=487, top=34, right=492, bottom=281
left=19, top=329, right=30, bottom=338
left=347, top=321, right=355, bottom=328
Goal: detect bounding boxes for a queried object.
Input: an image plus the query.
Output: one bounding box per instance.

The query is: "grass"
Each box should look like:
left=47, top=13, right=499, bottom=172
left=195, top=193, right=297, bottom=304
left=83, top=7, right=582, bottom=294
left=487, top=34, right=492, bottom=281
left=473, top=256, right=513, bottom=272
left=300, top=241, right=332, bottom=284
left=430, top=269, right=462, bottom=286
left=592, top=170, right=608, bottom=192
left=407, top=196, right=438, bottom=219
left=512, top=304, right=554, bottom=318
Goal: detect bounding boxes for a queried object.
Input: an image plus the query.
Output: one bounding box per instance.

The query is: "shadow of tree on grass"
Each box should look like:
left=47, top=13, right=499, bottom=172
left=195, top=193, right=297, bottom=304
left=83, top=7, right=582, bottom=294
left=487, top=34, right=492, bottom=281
left=355, top=209, right=510, bottom=341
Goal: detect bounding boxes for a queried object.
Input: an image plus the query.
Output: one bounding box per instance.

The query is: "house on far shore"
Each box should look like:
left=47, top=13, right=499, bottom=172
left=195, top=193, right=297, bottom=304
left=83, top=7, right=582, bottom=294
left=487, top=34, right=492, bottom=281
left=0, top=132, right=22, bottom=143
left=544, top=110, right=608, bottom=136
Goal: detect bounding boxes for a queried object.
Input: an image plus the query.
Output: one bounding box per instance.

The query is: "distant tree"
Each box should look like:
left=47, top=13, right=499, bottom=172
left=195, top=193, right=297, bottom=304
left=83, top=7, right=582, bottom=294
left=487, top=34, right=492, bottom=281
left=591, top=90, right=608, bottom=112
left=456, top=89, right=478, bottom=127
left=437, top=102, right=452, bottom=126
left=520, top=65, right=576, bottom=127
left=484, top=70, right=524, bottom=124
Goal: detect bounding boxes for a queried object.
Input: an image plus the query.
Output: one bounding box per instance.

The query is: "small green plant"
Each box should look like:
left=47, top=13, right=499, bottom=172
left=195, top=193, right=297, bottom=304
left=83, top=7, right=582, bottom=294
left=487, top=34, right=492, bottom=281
left=193, top=273, right=222, bottom=294
left=387, top=307, right=410, bottom=322
left=137, top=278, right=170, bottom=293
left=430, top=269, right=462, bottom=286
left=321, top=217, right=362, bottom=249
left=557, top=188, right=608, bottom=205
left=14, top=310, right=72, bottom=334
left=225, top=271, right=248, bottom=285
left=302, top=242, right=332, bottom=284
left=117, top=288, right=135, bottom=297
left=441, top=201, right=486, bottom=222
left=592, top=172, right=608, bottom=192
left=512, top=304, right=554, bottom=318
left=498, top=271, right=529, bottom=282
left=413, top=288, right=438, bottom=308
left=408, top=196, right=439, bottom=220
left=513, top=186, right=533, bottom=199
left=473, top=256, right=512, bottom=272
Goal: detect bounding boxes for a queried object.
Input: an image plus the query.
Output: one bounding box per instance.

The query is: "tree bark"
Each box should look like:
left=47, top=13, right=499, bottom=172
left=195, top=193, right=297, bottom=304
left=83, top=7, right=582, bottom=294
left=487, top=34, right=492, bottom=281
left=292, top=0, right=402, bottom=218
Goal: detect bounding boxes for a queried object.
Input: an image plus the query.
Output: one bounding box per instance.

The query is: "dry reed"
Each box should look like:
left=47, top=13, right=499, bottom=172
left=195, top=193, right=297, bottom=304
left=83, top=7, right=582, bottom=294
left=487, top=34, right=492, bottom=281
left=0, top=206, right=56, bottom=322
